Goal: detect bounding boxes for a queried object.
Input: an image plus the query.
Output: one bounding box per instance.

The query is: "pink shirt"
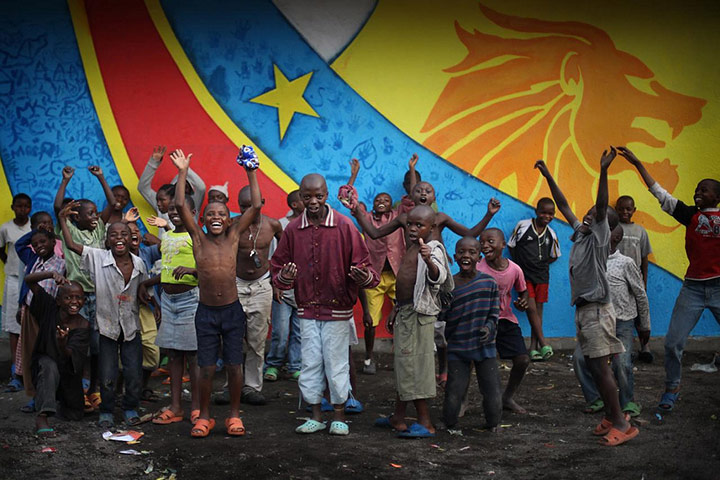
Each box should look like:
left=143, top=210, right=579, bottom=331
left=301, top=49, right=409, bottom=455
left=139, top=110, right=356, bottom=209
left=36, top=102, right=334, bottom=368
left=362, top=209, right=404, bottom=275
left=477, top=258, right=527, bottom=324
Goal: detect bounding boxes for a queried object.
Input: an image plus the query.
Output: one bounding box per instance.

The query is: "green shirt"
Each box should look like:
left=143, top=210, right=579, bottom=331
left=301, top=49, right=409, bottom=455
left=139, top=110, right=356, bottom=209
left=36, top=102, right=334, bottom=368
left=56, top=219, right=106, bottom=293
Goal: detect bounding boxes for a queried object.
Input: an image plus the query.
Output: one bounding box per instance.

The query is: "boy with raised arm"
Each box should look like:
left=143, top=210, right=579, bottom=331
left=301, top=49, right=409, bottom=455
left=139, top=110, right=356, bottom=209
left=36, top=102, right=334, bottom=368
left=58, top=203, right=147, bottom=429
left=618, top=146, right=720, bottom=413
left=170, top=148, right=261, bottom=437
left=535, top=149, right=638, bottom=446
left=376, top=205, right=453, bottom=438
left=271, top=173, right=378, bottom=436
left=54, top=165, right=116, bottom=409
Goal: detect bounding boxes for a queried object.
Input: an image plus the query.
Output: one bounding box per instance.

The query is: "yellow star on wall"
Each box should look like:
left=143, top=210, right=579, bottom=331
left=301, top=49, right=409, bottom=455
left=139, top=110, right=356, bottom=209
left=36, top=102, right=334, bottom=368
left=250, top=64, right=319, bottom=141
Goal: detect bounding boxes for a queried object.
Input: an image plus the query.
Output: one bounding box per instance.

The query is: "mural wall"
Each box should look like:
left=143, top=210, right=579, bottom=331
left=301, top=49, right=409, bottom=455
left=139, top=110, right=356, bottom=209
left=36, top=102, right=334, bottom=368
left=0, top=0, right=718, bottom=338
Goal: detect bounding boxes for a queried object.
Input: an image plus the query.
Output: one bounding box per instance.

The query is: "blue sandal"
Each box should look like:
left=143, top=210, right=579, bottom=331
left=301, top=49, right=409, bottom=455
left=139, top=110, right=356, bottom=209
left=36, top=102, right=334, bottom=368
left=397, top=422, right=435, bottom=439
left=658, top=391, right=679, bottom=412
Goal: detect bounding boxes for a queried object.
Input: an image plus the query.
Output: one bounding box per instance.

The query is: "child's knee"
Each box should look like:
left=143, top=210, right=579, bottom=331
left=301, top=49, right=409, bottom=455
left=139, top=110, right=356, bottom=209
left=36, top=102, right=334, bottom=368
left=514, top=355, right=530, bottom=370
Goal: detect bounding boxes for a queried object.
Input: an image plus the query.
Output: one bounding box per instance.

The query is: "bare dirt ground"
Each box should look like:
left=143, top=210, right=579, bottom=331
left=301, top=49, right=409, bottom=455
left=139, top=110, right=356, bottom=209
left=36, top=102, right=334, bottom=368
left=1, top=349, right=719, bottom=480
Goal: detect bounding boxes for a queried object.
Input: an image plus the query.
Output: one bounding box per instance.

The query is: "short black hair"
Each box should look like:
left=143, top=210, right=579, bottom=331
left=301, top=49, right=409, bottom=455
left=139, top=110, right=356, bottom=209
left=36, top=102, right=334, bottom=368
left=701, top=178, right=720, bottom=197
left=536, top=197, right=555, bottom=209
left=30, top=211, right=52, bottom=229
left=481, top=227, right=505, bottom=242
left=203, top=201, right=230, bottom=216
left=455, top=236, right=480, bottom=251
left=286, top=189, right=300, bottom=207
left=403, top=170, right=421, bottom=183
left=606, top=206, right=619, bottom=230
left=31, top=228, right=56, bottom=243
left=76, top=198, right=97, bottom=211
left=158, top=184, right=175, bottom=196
left=616, top=195, right=634, bottom=206
left=12, top=193, right=31, bottom=205
left=112, top=185, right=130, bottom=196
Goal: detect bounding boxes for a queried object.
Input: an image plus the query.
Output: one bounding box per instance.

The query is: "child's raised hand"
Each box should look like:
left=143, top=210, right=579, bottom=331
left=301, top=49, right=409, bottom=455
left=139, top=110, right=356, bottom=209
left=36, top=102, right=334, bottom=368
left=349, top=158, right=360, bottom=176
left=487, top=197, right=501, bottom=215
left=58, top=201, right=80, bottom=220
left=88, top=165, right=103, bottom=177
left=349, top=265, right=371, bottom=285
left=51, top=272, right=69, bottom=285
left=600, top=146, right=617, bottom=170
left=280, top=262, right=297, bottom=282
left=124, top=207, right=140, bottom=223
left=616, top=146, right=640, bottom=165
left=169, top=149, right=192, bottom=170
left=418, top=238, right=432, bottom=262
left=151, top=145, right=167, bottom=162
left=513, top=296, right=528, bottom=312
left=409, top=153, right=419, bottom=169
left=533, top=159, right=550, bottom=178
left=146, top=215, right=168, bottom=228
left=62, top=166, right=75, bottom=180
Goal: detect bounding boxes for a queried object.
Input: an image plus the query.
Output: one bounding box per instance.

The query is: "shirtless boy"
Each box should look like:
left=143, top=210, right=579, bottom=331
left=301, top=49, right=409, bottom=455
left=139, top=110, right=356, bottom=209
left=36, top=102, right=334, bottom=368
left=169, top=148, right=261, bottom=437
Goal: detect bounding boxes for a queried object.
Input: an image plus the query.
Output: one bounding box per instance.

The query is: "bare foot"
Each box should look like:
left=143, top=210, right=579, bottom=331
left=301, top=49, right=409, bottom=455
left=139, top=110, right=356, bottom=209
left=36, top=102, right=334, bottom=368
left=503, top=397, right=527, bottom=414
left=419, top=422, right=436, bottom=434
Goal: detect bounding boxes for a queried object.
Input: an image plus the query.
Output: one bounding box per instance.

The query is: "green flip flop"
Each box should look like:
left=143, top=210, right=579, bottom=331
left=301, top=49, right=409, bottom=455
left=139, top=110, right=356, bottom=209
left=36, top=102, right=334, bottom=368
left=584, top=399, right=605, bottom=414
left=622, top=401, right=642, bottom=417
left=529, top=350, right=543, bottom=362
left=540, top=345, right=554, bottom=360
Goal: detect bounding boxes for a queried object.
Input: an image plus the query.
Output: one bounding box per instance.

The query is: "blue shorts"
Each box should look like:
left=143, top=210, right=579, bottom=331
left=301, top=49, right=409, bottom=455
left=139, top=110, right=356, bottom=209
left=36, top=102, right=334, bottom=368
left=195, top=301, right=246, bottom=368
left=496, top=318, right=528, bottom=359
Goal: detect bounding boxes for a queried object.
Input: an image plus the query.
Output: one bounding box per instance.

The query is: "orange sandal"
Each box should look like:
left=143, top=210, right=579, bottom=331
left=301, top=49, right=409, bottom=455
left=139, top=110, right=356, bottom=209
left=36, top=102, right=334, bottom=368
left=225, top=417, right=246, bottom=436
left=84, top=395, right=95, bottom=413
left=601, top=425, right=639, bottom=446
left=152, top=408, right=184, bottom=425
left=88, top=392, right=102, bottom=410
left=593, top=413, right=630, bottom=436
left=191, top=410, right=200, bottom=425
left=191, top=418, right=215, bottom=438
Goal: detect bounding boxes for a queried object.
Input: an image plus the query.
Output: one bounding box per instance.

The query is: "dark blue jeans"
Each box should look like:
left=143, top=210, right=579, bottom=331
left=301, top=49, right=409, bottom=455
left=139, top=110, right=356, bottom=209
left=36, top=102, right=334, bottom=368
left=442, top=357, right=502, bottom=429
left=98, top=333, right=142, bottom=414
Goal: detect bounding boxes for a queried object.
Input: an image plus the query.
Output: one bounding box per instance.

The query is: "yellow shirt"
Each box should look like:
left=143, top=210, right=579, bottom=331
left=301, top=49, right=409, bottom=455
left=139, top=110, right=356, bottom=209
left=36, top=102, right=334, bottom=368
left=160, top=231, right=197, bottom=286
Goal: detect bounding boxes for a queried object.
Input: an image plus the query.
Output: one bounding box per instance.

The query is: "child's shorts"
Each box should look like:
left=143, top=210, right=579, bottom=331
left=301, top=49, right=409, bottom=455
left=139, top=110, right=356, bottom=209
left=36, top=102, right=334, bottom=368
left=157, top=287, right=199, bottom=351
left=526, top=281, right=549, bottom=304
left=496, top=318, right=528, bottom=359
left=575, top=302, right=625, bottom=359
left=195, top=301, right=246, bottom=367
left=434, top=320, right=447, bottom=349
left=394, top=305, right=436, bottom=401
left=365, top=270, right=396, bottom=326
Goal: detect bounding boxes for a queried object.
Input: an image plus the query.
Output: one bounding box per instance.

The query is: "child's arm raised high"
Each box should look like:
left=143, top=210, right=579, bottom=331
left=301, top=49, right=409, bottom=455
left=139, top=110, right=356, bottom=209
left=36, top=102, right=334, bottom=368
left=57, top=201, right=85, bottom=256
left=54, top=166, right=75, bottom=216
left=352, top=205, right=405, bottom=239
left=229, top=153, right=262, bottom=235
left=438, top=197, right=501, bottom=237
left=89, top=165, right=117, bottom=224
left=595, top=146, right=616, bottom=224
left=169, top=149, right=203, bottom=242
left=534, top=159, right=578, bottom=226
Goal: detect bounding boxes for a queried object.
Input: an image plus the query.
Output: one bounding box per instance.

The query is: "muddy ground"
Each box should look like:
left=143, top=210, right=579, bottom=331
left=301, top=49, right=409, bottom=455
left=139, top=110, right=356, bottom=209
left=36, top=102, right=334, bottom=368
left=1, top=349, right=719, bottom=480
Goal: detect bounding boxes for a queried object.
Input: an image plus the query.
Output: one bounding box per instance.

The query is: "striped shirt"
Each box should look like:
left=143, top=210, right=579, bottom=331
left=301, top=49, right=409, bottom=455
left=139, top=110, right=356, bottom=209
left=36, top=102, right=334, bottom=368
left=445, top=272, right=500, bottom=361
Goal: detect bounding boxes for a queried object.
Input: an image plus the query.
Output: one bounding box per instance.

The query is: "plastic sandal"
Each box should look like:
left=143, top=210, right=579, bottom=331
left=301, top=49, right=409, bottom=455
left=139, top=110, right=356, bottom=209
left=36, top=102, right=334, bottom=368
left=540, top=345, right=554, bottom=360
left=21, top=399, right=36, bottom=414
left=529, top=350, right=543, bottom=362
left=345, top=398, right=364, bottom=414
left=88, top=392, right=102, bottom=410
left=191, top=418, right=216, bottom=438
left=153, top=408, right=184, bottom=425
left=98, top=413, right=114, bottom=429
left=263, top=367, right=279, bottom=382
left=295, top=419, right=326, bottom=434
left=36, top=427, right=56, bottom=438
left=622, top=401, right=642, bottom=417
left=124, top=409, right=142, bottom=426
left=601, top=425, right=639, bottom=446
left=290, top=371, right=301, bottom=382
left=329, top=421, right=349, bottom=436
left=191, top=409, right=200, bottom=425
left=658, top=391, right=679, bottom=413
left=594, top=413, right=630, bottom=436
left=4, top=378, right=23, bottom=393
left=584, top=399, right=605, bottom=414
left=397, top=422, right=436, bottom=438
left=225, top=417, right=246, bottom=436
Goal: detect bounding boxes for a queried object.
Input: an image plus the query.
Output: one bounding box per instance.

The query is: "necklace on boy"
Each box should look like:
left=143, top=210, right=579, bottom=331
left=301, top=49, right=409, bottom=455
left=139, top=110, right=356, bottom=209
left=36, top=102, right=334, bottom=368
left=248, top=216, right=263, bottom=268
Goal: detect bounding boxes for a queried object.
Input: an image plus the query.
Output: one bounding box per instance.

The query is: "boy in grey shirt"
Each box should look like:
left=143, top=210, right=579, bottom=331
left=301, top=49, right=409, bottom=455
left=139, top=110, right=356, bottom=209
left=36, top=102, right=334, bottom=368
left=535, top=147, right=639, bottom=447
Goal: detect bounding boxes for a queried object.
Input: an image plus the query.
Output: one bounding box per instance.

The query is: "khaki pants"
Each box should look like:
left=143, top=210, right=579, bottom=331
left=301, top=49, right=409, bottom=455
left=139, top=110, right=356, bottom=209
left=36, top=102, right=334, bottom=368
left=236, top=275, right=272, bottom=393
left=139, top=305, right=159, bottom=370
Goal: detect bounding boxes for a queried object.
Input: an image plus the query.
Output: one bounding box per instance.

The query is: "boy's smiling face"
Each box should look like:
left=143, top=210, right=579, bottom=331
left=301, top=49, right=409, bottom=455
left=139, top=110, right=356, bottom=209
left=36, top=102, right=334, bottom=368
left=204, top=202, right=231, bottom=235
left=76, top=202, right=99, bottom=231
left=616, top=198, right=636, bottom=224
left=127, top=222, right=141, bottom=254
left=112, top=187, right=129, bottom=212
left=694, top=179, right=720, bottom=209
left=57, top=282, right=85, bottom=316
left=535, top=202, right=555, bottom=228
left=411, top=182, right=436, bottom=207
left=106, top=222, right=131, bottom=256
left=31, top=232, right=53, bottom=260
left=373, top=193, right=392, bottom=215
left=480, top=229, right=505, bottom=261
left=455, top=237, right=480, bottom=273
left=300, top=183, right=328, bottom=218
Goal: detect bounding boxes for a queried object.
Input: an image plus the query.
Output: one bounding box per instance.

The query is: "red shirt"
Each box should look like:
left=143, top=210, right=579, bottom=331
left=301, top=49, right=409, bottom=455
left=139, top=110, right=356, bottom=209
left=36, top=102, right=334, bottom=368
left=681, top=209, right=720, bottom=280
left=271, top=206, right=380, bottom=321
left=362, top=209, right=404, bottom=275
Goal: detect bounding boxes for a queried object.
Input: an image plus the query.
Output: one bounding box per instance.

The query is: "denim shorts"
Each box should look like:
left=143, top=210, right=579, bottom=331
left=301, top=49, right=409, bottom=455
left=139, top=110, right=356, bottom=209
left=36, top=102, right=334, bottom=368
left=157, top=287, right=199, bottom=351
left=195, top=301, right=246, bottom=367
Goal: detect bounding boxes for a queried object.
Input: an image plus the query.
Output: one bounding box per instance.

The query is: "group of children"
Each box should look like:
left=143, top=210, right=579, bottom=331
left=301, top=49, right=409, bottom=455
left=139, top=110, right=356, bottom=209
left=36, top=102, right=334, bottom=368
left=1, top=143, right=718, bottom=447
